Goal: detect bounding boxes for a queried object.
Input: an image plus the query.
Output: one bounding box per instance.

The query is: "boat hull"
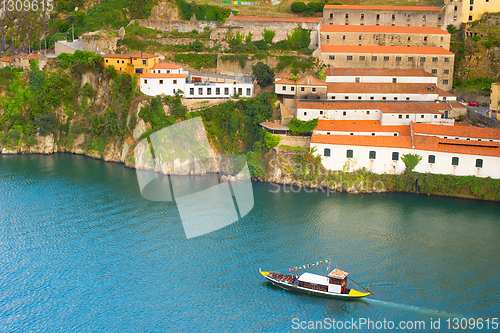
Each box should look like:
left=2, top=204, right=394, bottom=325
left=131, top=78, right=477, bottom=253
left=260, top=269, right=370, bottom=299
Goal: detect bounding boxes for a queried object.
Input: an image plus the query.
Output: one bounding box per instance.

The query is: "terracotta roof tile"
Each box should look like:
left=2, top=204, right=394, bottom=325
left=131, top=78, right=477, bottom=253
left=152, top=63, right=182, bottom=70
left=321, top=45, right=454, bottom=55
left=435, top=87, right=455, bottom=97
left=325, top=67, right=436, bottom=77
left=275, top=78, right=296, bottom=85
left=326, top=82, right=440, bottom=95
left=315, top=120, right=411, bottom=136
left=275, top=73, right=294, bottom=79
left=229, top=16, right=322, bottom=23
left=321, top=25, right=449, bottom=34
left=311, top=133, right=413, bottom=149
left=140, top=73, right=187, bottom=79
left=25, top=54, right=41, bottom=59
left=129, top=52, right=158, bottom=59
left=324, top=5, right=442, bottom=11
left=296, top=76, right=328, bottom=86
left=413, top=135, right=500, bottom=157
left=296, top=101, right=447, bottom=114
left=412, top=122, right=500, bottom=140
left=103, top=53, right=132, bottom=59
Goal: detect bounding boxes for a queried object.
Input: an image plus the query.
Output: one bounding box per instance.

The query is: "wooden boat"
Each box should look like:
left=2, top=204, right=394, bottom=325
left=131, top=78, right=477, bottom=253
left=259, top=268, right=370, bottom=299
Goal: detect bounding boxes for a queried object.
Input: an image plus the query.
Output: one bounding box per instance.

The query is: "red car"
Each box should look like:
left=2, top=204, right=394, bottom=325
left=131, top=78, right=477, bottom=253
left=468, top=101, right=479, bottom=107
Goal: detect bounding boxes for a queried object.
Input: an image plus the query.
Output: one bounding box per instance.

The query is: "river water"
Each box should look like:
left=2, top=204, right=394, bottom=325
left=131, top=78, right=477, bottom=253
left=0, top=154, right=499, bottom=332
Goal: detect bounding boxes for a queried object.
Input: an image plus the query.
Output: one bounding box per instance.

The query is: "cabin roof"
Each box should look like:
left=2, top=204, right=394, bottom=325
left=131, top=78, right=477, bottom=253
left=298, top=272, right=329, bottom=285
left=328, top=269, right=349, bottom=279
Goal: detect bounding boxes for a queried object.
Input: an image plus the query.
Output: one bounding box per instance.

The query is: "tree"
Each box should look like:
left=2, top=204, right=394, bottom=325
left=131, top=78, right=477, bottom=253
left=262, top=29, right=275, bottom=44
left=252, top=61, right=274, bottom=87
left=264, top=131, right=281, bottom=149
left=190, top=39, right=203, bottom=52
left=291, top=1, right=306, bottom=13
left=35, top=113, right=59, bottom=136
left=402, top=154, right=422, bottom=172
left=447, top=24, right=458, bottom=34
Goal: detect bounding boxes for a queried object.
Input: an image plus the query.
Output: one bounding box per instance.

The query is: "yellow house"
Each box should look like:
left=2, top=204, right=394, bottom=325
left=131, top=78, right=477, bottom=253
left=462, top=0, right=500, bottom=22
left=489, top=83, right=500, bottom=120
left=102, top=52, right=159, bottom=76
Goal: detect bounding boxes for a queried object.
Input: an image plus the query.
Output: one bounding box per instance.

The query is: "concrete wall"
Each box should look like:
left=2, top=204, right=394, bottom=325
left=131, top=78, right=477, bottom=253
left=320, top=31, right=450, bottom=50
left=296, top=85, right=327, bottom=100
left=323, top=8, right=443, bottom=27
left=319, top=51, right=454, bottom=90
left=312, top=142, right=500, bottom=178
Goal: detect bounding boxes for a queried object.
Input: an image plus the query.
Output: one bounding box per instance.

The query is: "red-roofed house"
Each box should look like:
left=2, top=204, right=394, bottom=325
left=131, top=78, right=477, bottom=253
left=151, top=63, right=183, bottom=74
left=102, top=52, right=159, bottom=76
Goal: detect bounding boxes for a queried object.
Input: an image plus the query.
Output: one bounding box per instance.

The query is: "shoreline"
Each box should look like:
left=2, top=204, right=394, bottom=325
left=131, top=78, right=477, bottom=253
left=2, top=149, right=499, bottom=202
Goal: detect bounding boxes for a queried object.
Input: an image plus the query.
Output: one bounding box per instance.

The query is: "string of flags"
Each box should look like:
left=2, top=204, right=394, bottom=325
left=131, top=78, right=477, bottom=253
left=287, top=260, right=329, bottom=273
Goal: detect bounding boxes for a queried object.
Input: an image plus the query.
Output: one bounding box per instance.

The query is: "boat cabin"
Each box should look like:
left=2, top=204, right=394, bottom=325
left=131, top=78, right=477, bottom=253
left=295, top=269, right=350, bottom=294
left=327, top=269, right=349, bottom=294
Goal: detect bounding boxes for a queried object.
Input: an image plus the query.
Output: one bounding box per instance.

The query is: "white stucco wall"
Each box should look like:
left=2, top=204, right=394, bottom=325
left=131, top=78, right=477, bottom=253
left=297, top=107, right=381, bottom=121
left=326, top=92, right=438, bottom=101
left=312, top=143, right=500, bottom=178
left=325, top=75, right=437, bottom=84
left=185, top=83, right=253, bottom=99
left=140, top=77, right=186, bottom=96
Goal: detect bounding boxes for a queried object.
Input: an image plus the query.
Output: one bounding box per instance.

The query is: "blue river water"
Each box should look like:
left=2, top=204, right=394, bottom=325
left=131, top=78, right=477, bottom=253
left=0, top=154, right=499, bottom=332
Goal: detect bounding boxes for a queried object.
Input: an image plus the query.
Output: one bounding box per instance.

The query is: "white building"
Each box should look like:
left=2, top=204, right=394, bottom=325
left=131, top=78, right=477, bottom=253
left=311, top=121, right=500, bottom=178
left=140, top=73, right=187, bottom=97
left=140, top=64, right=254, bottom=99
left=324, top=67, right=438, bottom=84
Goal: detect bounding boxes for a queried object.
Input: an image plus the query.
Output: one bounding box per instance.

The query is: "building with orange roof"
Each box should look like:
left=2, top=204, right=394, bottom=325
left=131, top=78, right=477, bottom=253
left=151, top=63, right=183, bottom=74
left=311, top=121, right=500, bottom=178
left=296, top=76, right=328, bottom=100
left=320, top=25, right=450, bottom=50
left=318, top=45, right=454, bottom=91
left=322, top=4, right=460, bottom=29
left=325, top=67, right=437, bottom=83
left=102, top=52, right=159, bottom=76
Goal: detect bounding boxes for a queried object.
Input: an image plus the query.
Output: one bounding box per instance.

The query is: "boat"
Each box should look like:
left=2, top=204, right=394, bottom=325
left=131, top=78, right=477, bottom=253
left=259, top=268, right=370, bottom=299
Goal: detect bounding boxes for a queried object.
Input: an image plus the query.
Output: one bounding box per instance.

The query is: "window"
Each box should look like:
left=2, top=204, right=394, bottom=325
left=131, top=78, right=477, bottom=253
left=173, top=80, right=177, bottom=84
left=424, top=37, right=428, bottom=42
left=330, top=13, right=333, bottom=18
left=406, top=97, right=410, bottom=101
left=443, top=80, right=449, bottom=85
left=392, top=14, right=395, bottom=20
left=358, top=96, right=362, bottom=100
left=142, top=60, right=146, bottom=65
left=282, top=86, right=286, bottom=91
left=207, top=88, right=211, bottom=95
left=392, top=152, right=399, bottom=161
left=345, top=14, right=349, bottom=18
left=303, top=112, right=307, bottom=116
left=476, top=159, right=483, bottom=168
left=372, top=56, right=377, bottom=61
left=423, top=15, right=426, bottom=21
left=291, top=87, right=295, bottom=91
left=469, top=15, right=473, bottom=21
left=347, top=55, right=353, bottom=60
left=470, top=0, right=473, bottom=3
left=173, top=89, right=176, bottom=94
left=396, top=56, right=401, bottom=61
left=345, top=96, right=349, bottom=100
left=116, top=60, right=119, bottom=64
left=444, top=69, right=450, bottom=74
left=384, top=56, right=389, bottom=61
left=369, top=151, right=376, bottom=159
left=216, top=88, right=221, bottom=95
left=376, top=14, right=380, bottom=19
left=428, top=155, right=435, bottom=164
left=432, top=57, right=438, bottom=62
left=434, top=115, right=438, bottom=118
left=224, top=87, right=229, bottom=95
left=199, top=88, right=203, bottom=95
left=343, top=35, right=346, bottom=40
left=420, top=57, right=426, bottom=63
left=394, top=97, right=398, bottom=100
left=106, top=59, right=108, bottom=63
left=408, top=36, right=411, bottom=41
left=361, top=14, right=364, bottom=19
left=343, top=111, right=347, bottom=115
left=346, top=150, right=353, bottom=158
left=320, top=110, right=323, bottom=115
left=398, top=114, right=403, bottom=119
left=247, top=88, right=251, bottom=96
left=382, top=97, right=387, bottom=100
left=392, top=78, right=397, bottom=83
left=452, top=157, right=459, bottom=166
left=470, top=6, right=473, bottom=10
left=431, top=69, right=438, bottom=74
left=301, top=87, right=305, bottom=91
left=329, top=55, right=335, bottom=60
left=376, top=35, right=379, bottom=40
left=159, top=80, right=163, bottom=84
left=190, top=88, right=194, bottom=95
left=408, top=56, right=414, bottom=61
left=421, top=115, right=425, bottom=118
left=355, top=77, right=360, bottom=82
left=238, top=88, right=242, bottom=95
left=144, top=79, right=148, bottom=84
left=312, top=88, right=316, bottom=92
left=444, top=57, right=450, bottom=63
left=324, top=148, right=331, bottom=157
left=327, top=35, right=329, bottom=40
left=370, top=97, right=374, bottom=100
left=359, top=35, right=362, bottom=40
left=359, top=56, right=365, bottom=61
left=406, top=115, right=410, bottom=118
left=135, top=68, right=144, bottom=74
left=367, top=111, right=370, bottom=114
left=371, top=133, right=375, bottom=136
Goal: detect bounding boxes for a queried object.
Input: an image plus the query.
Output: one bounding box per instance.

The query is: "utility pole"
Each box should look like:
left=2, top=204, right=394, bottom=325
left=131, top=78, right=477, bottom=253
left=72, top=24, right=74, bottom=41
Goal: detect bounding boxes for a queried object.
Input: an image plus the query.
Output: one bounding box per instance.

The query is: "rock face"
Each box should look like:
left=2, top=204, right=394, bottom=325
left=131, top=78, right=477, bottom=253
left=150, top=2, right=181, bottom=21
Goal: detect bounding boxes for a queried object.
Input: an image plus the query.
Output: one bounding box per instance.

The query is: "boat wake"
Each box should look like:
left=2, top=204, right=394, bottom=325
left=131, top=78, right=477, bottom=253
left=364, top=299, right=462, bottom=318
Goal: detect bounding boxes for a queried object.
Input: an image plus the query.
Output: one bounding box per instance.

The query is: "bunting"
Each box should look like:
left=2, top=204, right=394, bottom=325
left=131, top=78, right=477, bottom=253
left=286, top=260, right=329, bottom=273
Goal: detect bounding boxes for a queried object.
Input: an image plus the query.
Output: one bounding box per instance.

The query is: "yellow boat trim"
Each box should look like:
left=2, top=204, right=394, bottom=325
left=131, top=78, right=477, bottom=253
left=259, top=269, right=270, bottom=277
left=348, top=289, right=371, bottom=298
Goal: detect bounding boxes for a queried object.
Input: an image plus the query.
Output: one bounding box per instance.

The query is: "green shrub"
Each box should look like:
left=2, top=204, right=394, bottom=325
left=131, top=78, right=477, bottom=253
left=252, top=62, right=274, bottom=87
left=291, top=1, right=306, bottom=12
left=264, top=131, right=281, bottom=149
left=176, top=0, right=193, bottom=20
left=190, top=39, right=204, bottom=52
left=262, top=29, right=275, bottom=44
left=401, top=153, right=422, bottom=172
left=289, top=118, right=317, bottom=135
left=35, top=113, right=59, bottom=136
left=447, top=24, right=458, bottom=34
